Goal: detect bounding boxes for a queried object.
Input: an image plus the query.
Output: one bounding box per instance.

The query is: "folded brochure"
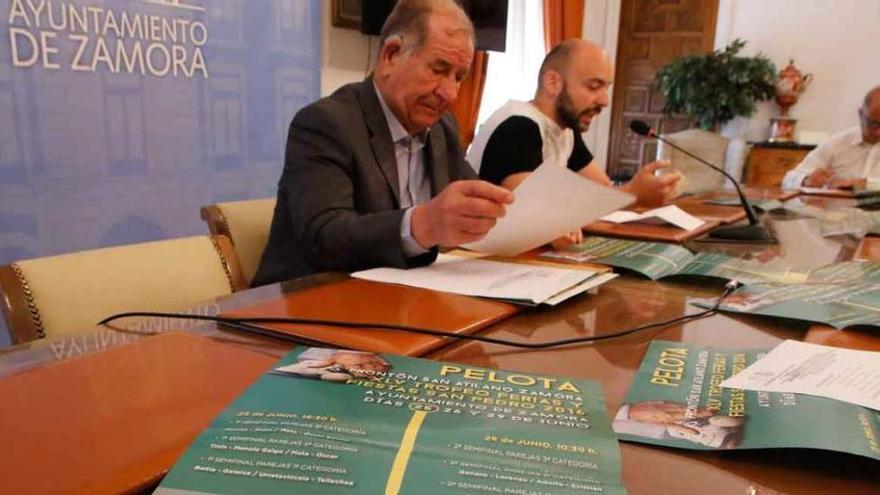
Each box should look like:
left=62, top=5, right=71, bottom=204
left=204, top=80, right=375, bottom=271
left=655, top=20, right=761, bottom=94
left=543, top=236, right=809, bottom=284
left=613, top=340, right=880, bottom=458
left=691, top=261, right=880, bottom=329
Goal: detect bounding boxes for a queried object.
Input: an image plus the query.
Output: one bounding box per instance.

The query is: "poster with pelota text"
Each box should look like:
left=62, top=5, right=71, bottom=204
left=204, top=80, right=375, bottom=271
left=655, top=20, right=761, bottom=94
left=155, top=347, right=627, bottom=494
left=614, top=340, right=880, bottom=458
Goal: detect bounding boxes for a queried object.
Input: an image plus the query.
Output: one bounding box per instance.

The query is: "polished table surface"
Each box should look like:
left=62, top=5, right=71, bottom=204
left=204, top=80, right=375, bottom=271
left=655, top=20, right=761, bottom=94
left=3, top=199, right=880, bottom=494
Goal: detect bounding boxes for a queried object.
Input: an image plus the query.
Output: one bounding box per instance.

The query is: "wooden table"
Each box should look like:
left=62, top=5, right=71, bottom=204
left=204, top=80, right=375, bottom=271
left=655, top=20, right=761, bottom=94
left=3, top=221, right=880, bottom=494
left=582, top=188, right=802, bottom=243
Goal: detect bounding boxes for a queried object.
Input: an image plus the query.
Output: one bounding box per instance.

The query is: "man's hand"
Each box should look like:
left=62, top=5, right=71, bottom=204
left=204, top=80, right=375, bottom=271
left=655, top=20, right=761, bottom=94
left=411, top=180, right=514, bottom=248
left=550, top=229, right=584, bottom=250
left=829, top=177, right=867, bottom=190
left=803, top=167, right=834, bottom=187
left=621, top=160, right=680, bottom=207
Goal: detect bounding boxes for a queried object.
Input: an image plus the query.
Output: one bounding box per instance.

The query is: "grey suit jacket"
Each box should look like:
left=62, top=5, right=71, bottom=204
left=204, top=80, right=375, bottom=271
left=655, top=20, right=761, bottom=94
left=252, top=78, right=477, bottom=286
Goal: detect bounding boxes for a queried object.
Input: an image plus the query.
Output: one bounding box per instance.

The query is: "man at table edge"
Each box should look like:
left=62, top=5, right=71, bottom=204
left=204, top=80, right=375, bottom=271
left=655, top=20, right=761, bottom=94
left=781, top=86, right=880, bottom=191
left=252, top=0, right=513, bottom=286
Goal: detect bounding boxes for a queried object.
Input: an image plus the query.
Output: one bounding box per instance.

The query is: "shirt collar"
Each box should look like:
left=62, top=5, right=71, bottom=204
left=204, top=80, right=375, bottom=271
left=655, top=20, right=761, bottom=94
left=373, top=82, right=428, bottom=145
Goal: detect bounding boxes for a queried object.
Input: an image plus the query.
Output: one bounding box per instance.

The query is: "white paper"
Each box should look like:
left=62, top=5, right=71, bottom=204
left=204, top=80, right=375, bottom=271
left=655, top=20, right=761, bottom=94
left=542, top=272, right=618, bottom=306
left=462, top=163, right=634, bottom=256
left=600, top=205, right=705, bottom=231
left=352, top=254, right=602, bottom=305
left=721, top=340, right=880, bottom=411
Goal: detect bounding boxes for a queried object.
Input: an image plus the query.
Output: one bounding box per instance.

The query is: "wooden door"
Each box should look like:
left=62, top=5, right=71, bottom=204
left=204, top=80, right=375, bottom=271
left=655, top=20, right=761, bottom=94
left=607, top=0, right=719, bottom=180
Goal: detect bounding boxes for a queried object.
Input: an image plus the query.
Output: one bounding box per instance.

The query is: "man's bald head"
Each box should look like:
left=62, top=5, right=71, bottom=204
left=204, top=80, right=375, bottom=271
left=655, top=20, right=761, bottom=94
left=537, top=39, right=610, bottom=91
left=534, top=39, right=613, bottom=132
left=861, top=85, right=880, bottom=144
left=864, top=86, right=880, bottom=111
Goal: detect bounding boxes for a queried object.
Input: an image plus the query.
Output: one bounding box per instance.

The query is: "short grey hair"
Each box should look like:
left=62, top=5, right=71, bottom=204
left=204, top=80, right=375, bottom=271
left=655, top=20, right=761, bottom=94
left=379, top=0, right=474, bottom=54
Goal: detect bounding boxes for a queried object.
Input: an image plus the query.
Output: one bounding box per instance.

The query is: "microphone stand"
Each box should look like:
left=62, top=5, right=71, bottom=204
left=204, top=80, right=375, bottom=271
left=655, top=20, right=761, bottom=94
left=650, top=134, right=771, bottom=241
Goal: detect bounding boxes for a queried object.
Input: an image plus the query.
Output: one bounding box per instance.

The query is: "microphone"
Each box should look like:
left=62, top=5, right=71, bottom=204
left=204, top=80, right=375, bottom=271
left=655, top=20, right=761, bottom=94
left=629, top=120, right=770, bottom=241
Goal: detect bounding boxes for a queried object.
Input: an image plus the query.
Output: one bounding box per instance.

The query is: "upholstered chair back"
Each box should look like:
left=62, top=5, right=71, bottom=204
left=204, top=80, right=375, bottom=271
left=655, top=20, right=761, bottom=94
left=0, top=235, right=245, bottom=343
left=200, top=198, right=276, bottom=285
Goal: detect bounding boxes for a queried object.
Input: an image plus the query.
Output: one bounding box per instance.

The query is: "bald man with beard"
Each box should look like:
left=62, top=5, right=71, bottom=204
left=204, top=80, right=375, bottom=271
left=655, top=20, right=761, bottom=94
left=468, top=39, right=679, bottom=245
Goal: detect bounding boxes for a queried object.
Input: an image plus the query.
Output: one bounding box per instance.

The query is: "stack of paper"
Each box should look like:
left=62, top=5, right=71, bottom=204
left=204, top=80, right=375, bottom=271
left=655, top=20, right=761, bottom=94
left=353, top=253, right=616, bottom=306
left=600, top=205, right=705, bottom=231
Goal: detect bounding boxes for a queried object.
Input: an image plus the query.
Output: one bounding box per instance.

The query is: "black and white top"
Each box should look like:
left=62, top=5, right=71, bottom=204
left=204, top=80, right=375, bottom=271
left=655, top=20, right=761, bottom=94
left=467, top=100, right=593, bottom=185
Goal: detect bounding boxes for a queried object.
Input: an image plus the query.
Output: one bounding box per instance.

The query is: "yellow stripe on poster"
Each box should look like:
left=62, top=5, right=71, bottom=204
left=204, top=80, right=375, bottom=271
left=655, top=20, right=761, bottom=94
left=385, top=410, right=428, bottom=495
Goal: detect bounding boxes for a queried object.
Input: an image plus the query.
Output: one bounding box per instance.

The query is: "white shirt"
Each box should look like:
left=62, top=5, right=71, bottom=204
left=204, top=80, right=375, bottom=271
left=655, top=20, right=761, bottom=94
left=782, top=127, right=880, bottom=190
left=467, top=100, right=575, bottom=173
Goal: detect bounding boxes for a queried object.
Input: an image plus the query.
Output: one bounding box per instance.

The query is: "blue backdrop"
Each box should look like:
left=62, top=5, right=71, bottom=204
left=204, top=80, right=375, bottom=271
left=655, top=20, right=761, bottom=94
left=0, top=0, right=322, bottom=345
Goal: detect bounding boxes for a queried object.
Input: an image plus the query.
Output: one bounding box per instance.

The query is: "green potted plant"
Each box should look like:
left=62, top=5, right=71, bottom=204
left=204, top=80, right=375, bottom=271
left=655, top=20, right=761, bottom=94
left=655, top=39, right=777, bottom=131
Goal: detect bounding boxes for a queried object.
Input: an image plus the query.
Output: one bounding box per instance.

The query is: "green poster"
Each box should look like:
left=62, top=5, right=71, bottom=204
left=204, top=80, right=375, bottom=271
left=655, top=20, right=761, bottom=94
left=155, top=348, right=627, bottom=494
left=542, top=237, right=697, bottom=280
left=542, top=237, right=806, bottom=284
left=698, top=282, right=880, bottom=328
left=690, top=262, right=880, bottom=328
left=808, top=261, right=880, bottom=284
left=614, top=341, right=880, bottom=457
left=675, top=251, right=809, bottom=284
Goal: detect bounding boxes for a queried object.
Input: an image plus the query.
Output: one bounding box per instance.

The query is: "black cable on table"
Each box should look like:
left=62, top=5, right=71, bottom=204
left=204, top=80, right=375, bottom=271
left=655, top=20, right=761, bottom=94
left=98, top=281, right=739, bottom=350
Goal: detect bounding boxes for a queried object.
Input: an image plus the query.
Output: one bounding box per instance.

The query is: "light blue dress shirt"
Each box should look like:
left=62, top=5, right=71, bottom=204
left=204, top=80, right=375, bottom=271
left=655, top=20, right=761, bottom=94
left=374, top=83, right=432, bottom=256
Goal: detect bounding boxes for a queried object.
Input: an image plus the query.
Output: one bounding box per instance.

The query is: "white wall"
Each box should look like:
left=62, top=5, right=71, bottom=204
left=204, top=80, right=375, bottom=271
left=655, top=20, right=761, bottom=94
left=716, top=0, right=880, bottom=141
left=475, top=0, right=546, bottom=131
left=320, top=1, right=374, bottom=96
left=581, top=0, right=620, bottom=171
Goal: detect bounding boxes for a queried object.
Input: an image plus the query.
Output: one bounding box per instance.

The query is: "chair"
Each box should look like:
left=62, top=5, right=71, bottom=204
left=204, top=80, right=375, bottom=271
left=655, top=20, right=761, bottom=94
left=0, top=235, right=246, bottom=344
left=200, top=198, right=276, bottom=285
left=656, top=129, right=751, bottom=195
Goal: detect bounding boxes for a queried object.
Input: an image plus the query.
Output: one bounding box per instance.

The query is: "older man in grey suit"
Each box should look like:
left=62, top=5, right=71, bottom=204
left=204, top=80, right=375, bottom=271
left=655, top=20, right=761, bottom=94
left=253, top=0, right=513, bottom=286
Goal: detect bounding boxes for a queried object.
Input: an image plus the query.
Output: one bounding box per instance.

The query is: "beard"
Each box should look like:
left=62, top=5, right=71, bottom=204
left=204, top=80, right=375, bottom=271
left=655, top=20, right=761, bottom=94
left=556, top=84, right=601, bottom=132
